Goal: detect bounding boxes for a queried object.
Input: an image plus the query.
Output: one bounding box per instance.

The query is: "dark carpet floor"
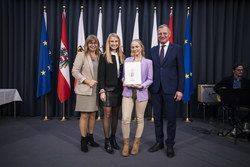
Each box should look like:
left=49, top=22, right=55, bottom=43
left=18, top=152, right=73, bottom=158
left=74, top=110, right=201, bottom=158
left=0, top=117, right=250, bottom=167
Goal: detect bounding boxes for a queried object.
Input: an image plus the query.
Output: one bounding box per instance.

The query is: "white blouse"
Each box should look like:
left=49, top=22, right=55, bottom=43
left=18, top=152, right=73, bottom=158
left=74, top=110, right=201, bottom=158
left=111, top=52, right=120, bottom=78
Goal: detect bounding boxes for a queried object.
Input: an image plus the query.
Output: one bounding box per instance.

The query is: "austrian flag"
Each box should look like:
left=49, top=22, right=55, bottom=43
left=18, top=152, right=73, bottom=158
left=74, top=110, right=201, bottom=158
left=57, top=9, right=71, bottom=103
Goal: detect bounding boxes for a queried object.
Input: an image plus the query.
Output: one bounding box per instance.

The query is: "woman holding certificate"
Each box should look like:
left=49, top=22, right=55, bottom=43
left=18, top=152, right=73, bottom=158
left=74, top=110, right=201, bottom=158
left=98, top=33, right=124, bottom=154
left=121, top=39, right=153, bottom=156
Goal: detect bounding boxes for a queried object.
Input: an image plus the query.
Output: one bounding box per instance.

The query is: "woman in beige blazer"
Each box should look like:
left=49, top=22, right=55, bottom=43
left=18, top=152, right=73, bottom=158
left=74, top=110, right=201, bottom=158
left=72, top=35, right=101, bottom=153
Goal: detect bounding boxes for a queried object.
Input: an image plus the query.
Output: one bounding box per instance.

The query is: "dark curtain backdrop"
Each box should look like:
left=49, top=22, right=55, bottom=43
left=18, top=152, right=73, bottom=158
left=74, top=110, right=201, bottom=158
left=1, top=0, right=250, bottom=117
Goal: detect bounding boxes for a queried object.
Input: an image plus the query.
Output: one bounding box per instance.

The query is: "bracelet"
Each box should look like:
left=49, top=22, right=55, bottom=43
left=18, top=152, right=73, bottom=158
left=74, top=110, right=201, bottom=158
left=99, top=89, right=105, bottom=94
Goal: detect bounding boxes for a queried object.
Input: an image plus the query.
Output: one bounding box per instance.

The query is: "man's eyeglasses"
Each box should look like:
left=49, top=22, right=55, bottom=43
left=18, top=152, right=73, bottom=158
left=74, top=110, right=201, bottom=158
left=235, top=69, right=244, bottom=72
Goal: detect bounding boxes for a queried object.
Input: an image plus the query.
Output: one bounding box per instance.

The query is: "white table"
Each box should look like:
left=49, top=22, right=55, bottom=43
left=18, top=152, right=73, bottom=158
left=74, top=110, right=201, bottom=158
left=0, top=89, right=22, bottom=118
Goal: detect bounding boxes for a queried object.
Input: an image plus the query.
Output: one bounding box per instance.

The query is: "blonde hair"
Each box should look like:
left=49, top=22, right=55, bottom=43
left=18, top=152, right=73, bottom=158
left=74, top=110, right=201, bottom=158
left=131, top=39, right=145, bottom=57
left=84, top=34, right=101, bottom=58
left=104, top=33, right=124, bottom=64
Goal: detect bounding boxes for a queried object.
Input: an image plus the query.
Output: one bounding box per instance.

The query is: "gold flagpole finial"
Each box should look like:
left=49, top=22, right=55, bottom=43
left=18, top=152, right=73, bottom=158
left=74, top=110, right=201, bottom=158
left=154, top=7, right=157, bottom=12
left=99, top=7, right=102, bottom=13
left=63, top=5, right=66, bottom=12
left=187, top=7, right=190, bottom=14
left=119, top=6, right=122, bottom=12
left=81, top=6, right=83, bottom=12
left=170, top=6, right=173, bottom=14
left=136, top=7, right=139, bottom=12
left=43, top=6, right=46, bottom=13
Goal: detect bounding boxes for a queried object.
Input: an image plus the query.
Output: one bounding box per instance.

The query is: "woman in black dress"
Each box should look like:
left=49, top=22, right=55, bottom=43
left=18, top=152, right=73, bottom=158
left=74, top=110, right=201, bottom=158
left=98, top=33, right=124, bottom=154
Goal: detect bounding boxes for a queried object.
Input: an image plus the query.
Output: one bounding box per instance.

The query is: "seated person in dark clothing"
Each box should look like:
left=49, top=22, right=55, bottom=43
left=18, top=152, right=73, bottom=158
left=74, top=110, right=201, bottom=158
left=214, top=63, right=250, bottom=130
left=214, top=63, right=250, bottom=94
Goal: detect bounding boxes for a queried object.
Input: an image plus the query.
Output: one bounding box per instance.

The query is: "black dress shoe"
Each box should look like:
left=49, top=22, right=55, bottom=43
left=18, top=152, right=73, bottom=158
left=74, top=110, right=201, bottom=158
left=166, top=146, right=175, bottom=158
left=148, top=142, right=164, bottom=152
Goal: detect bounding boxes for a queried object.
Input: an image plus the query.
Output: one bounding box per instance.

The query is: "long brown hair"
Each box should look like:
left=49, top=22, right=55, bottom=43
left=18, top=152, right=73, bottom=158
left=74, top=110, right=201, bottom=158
left=104, top=33, right=124, bottom=64
left=84, top=34, right=101, bottom=58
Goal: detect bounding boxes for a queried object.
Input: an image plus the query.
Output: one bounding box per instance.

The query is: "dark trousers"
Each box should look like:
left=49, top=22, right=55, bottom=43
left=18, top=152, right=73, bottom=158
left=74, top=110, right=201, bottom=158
left=152, top=88, right=177, bottom=147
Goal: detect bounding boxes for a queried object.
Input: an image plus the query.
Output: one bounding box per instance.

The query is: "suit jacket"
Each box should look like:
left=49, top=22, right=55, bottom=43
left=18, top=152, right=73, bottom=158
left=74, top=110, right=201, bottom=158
left=98, top=54, right=123, bottom=90
left=122, top=56, right=153, bottom=101
left=214, top=75, right=250, bottom=95
left=72, top=52, right=97, bottom=95
left=148, top=43, right=185, bottom=94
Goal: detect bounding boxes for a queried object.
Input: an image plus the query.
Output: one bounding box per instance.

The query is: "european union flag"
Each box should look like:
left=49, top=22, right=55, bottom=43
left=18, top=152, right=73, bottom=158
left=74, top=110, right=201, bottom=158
left=182, top=13, right=193, bottom=103
left=36, top=13, right=53, bottom=98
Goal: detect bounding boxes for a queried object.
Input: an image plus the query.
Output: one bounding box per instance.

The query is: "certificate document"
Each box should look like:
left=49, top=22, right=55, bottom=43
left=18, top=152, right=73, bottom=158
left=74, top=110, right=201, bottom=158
left=124, top=62, right=141, bottom=85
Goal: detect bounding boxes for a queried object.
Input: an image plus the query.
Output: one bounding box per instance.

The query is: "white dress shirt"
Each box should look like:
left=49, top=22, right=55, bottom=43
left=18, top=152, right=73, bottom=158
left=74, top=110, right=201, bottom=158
left=159, top=41, right=169, bottom=58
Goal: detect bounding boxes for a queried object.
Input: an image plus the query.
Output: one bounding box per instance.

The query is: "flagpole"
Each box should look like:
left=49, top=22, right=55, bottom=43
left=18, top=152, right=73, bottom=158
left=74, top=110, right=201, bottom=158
left=131, top=6, right=139, bottom=122
left=97, top=7, right=103, bottom=53
left=183, top=7, right=193, bottom=123
left=59, top=102, right=70, bottom=121
left=96, top=6, right=103, bottom=121
left=132, top=7, right=139, bottom=122
left=148, top=7, right=157, bottom=123
left=183, top=102, right=193, bottom=122
left=58, top=104, right=70, bottom=122
left=169, top=6, right=174, bottom=44
left=40, top=6, right=52, bottom=121
left=187, top=6, right=190, bottom=14
left=116, top=6, right=123, bottom=51
left=97, top=112, right=101, bottom=120
left=41, top=94, right=52, bottom=121
left=148, top=103, right=154, bottom=122
left=58, top=6, right=70, bottom=122
left=132, top=6, right=138, bottom=124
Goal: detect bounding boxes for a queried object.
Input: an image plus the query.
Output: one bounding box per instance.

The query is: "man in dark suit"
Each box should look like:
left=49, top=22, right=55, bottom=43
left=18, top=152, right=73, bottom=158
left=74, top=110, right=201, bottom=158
left=148, top=24, right=185, bottom=158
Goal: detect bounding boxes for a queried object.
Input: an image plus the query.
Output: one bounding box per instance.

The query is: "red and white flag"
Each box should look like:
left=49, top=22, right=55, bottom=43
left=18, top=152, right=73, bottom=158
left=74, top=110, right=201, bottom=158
left=57, top=9, right=71, bottom=103
left=169, top=11, right=174, bottom=44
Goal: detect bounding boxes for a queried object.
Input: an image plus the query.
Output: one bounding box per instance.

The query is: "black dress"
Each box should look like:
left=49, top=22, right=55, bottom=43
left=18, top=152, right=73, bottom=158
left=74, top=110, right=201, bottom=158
left=98, top=53, right=123, bottom=107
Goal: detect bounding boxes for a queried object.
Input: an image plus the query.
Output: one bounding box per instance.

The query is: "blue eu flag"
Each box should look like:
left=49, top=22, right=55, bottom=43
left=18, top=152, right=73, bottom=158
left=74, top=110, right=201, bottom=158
left=182, top=13, right=193, bottom=103
left=36, top=13, right=53, bottom=98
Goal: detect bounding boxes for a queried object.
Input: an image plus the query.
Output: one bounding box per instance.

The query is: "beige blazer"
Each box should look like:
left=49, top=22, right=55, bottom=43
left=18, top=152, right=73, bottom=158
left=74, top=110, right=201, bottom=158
left=72, top=52, right=96, bottom=95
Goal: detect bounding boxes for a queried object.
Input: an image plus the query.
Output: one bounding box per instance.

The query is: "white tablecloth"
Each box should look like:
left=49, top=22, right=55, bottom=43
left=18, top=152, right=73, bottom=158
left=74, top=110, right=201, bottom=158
left=0, top=89, right=22, bottom=117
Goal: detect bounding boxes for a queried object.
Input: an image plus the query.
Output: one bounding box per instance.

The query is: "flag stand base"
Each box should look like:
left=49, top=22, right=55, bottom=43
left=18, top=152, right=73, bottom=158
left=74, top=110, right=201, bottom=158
left=147, top=117, right=154, bottom=122
left=183, top=102, right=193, bottom=123
left=96, top=116, right=102, bottom=121
left=40, top=116, right=52, bottom=121
left=182, top=117, right=193, bottom=123
left=58, top=116, right=70, bottom=121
